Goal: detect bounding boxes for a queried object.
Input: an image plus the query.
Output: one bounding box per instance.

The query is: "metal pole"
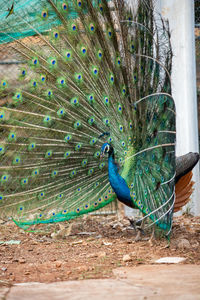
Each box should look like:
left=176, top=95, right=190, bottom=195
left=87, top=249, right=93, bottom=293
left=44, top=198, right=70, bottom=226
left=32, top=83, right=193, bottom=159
left=160, top=0, right=200, bottom=215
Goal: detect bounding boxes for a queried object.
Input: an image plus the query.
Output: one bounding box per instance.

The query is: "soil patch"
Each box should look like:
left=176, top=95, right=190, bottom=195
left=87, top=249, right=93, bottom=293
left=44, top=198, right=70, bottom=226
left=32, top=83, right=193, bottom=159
left=0, top=215, right=199, bottom=285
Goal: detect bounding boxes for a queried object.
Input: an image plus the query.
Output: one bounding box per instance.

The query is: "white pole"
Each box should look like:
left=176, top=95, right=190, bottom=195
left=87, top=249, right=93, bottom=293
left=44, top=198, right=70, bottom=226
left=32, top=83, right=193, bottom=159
left=160, top=0, right=200, bottom=215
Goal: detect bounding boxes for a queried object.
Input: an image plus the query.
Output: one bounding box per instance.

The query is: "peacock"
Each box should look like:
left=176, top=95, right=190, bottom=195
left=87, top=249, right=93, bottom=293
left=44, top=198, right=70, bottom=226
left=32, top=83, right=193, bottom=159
left=0, top=0, right=197, bottom=236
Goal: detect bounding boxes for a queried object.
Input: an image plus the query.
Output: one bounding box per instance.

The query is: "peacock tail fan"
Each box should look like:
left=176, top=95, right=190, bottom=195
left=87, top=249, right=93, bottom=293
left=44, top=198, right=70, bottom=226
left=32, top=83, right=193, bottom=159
left=0, top=0, right=176, bottom=234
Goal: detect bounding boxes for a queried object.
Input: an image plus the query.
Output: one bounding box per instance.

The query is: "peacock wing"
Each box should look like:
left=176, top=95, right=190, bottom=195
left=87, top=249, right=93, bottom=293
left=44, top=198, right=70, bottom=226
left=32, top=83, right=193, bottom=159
left=124, top=94, right=176, bottom=235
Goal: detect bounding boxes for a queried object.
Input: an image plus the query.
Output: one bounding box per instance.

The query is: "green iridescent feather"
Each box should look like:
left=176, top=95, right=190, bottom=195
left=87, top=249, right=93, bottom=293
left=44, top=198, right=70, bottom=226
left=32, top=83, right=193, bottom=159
left=0, top=0, right=175, bottom=233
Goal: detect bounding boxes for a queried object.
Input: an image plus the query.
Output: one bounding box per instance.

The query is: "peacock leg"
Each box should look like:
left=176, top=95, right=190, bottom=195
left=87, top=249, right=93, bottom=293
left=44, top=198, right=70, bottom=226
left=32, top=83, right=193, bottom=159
left=134, top=218, right=145, bottom=242
left=148, top=225, right=155, bottom=246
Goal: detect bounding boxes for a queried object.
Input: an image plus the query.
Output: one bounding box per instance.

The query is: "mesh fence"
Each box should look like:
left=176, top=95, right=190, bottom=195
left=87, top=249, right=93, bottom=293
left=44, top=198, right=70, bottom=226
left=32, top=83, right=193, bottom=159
left=1, top=2, right=199, bottom=83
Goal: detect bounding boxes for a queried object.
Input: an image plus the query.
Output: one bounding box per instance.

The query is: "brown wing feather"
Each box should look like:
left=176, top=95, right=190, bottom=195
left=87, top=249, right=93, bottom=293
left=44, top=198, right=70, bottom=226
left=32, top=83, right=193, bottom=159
left=174, top=171, right=194, bottom=212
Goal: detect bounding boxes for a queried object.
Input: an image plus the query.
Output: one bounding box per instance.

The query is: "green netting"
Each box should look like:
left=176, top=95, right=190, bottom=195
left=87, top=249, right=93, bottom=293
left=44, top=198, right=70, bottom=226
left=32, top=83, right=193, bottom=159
left=0, top=0, right=108, bottom=44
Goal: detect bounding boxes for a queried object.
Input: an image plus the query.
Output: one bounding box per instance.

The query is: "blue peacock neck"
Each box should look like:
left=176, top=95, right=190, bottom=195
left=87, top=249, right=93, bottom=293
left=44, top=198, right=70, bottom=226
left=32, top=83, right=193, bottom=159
left=107, top=148, right=134, bottom=208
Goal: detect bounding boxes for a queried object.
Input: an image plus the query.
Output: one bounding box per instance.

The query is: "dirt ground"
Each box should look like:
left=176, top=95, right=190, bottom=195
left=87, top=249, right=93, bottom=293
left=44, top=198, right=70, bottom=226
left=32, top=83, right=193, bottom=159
left=0, top=214, right=200, bottom=286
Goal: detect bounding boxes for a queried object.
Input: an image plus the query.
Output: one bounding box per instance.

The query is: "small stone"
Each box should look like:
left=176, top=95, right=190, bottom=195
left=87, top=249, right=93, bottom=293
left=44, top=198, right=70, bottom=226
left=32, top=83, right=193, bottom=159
left=102, top=241, right=112, bottom=246
left=50, top=258, right=57, bottom=262
left=19, top=258, right=26, bottom=264
left=87, top=253, right=98, bottom=258
left=112, top=222, right=123, bottom=229
left=95, top=235, right=102, bottom=239
left=30, top=241, right=38, bottom=245
left=51, top=224, right=72, bottom=239
left=50, top=232, right=57, bottom=239
left=155, top=257, right=186, bottom=264
left=122, top=218, right=131, bottom=227
left=192, top=241, right=199, bottom=248
left=98, top=251, right=106, bottom=258
left=1, top=267, right=7, bottom=272
left=77, top=232, right=96, bottom=236
left=55, top=261, right=62, bottom=268
left=123, top=254, right=132, bottom=262
left=1, top=261, right=9, bottom=264
left=44, top=242, right=51, bottom=245
left=126, top=240, right=134, bottom=244
left=177, top=238, right=191, bottom=250
left=66, top=271, right=72, bottom=275
left=24, top=271, right=30, bottom=275
left=71, top=240, right=83, bottom=246
left=77, top=265, right=88, bottom=272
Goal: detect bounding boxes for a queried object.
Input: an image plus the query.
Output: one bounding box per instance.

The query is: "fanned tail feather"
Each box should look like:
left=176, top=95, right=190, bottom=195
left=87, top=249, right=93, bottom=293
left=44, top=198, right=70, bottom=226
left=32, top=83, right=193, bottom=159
left=0, top=0, right=175, bottom=234
left=174, top=171, right=194, bottom=213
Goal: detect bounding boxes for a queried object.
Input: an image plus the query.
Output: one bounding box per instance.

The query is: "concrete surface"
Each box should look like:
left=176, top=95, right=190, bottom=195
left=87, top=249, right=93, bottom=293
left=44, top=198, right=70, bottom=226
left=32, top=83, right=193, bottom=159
left=1, top=265, right=200, bottom=300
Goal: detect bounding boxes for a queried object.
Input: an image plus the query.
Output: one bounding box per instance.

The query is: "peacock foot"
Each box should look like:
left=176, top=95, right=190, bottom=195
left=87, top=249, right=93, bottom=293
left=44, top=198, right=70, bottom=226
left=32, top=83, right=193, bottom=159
left=148, top=226, right=155, bottom=246
left=127, top=218, right=145, bottom=242
left=134, top=229, right=142, bottom=242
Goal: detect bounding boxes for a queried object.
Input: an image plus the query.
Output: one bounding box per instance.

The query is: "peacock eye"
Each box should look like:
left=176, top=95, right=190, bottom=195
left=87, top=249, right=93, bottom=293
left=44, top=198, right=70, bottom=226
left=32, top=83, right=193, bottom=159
left=105, top=145, right=110, bottom=152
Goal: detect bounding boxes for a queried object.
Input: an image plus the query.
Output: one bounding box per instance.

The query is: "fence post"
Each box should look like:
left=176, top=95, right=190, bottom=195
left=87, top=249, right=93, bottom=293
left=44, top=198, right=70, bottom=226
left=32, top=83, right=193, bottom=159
left=160, top=0, right=200, bottom=215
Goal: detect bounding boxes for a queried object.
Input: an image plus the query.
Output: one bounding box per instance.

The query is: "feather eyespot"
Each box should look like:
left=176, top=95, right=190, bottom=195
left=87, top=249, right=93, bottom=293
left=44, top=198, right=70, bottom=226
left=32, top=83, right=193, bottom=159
left=0, top=146, right=4, bottom=154
left=62, top=3, right=67, bottom=10
left=99, top=4, right=103, bottom=12
left=41, top=10, right=48, bottom=19
left=72, top=24, right=77, bottom=31
left=0, top=112, right=5, bottom=120
left=90, top=24, right=95, bottom=32
left=81, top=46, right=87, bottom=55
left=98, top=50, right=103, bottom=58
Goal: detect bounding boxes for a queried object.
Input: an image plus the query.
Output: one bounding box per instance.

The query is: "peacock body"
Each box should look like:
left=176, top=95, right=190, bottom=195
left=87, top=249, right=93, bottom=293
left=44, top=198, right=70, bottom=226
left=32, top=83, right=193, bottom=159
left=0, top=0, right=176, bottom=235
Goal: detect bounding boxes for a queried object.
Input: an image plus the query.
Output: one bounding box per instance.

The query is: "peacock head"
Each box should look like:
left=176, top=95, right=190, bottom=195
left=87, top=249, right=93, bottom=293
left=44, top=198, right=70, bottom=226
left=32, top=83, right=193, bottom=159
left=100, top=142, right=113, bottom=158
